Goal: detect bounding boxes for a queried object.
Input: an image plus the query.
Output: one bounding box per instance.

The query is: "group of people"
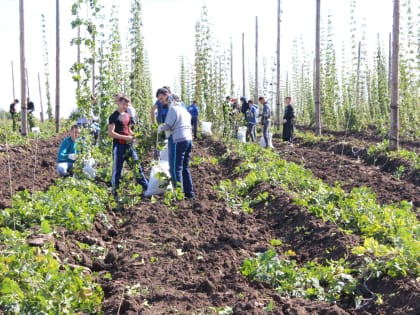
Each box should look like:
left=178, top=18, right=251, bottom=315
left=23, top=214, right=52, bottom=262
left=9, top=98, right=35, bottom=132
left=57, top=87, right=197, bottom=201
left=225, top=95, right=296, bottom=147
left=56, top=87, right=295, bottom=203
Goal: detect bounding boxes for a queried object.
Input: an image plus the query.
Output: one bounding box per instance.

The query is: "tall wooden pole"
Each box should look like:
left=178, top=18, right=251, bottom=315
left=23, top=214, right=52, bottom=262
left=389, top=0, right=400, bottom=150
left=275, top=0, right=281, bottom=130
left=314, top=0, right=322, bottom=136
left=388, top=32, right=392, bottom=94
left=356, top=41, right=361, bottom=107
left=11, top=61, right=16, bottom=100
left=25, top=68, right=30, bottom=98
left=254, top=16, right=259, bottom=104
left=242, top=33, right=245, bottom=97
left=38, top=72, right=44, bottom=123
left=19, top=0, right=28, bottom=136
left=230, top=39, right=234, bottom=97
left=55, top=0, right=60, bottom=133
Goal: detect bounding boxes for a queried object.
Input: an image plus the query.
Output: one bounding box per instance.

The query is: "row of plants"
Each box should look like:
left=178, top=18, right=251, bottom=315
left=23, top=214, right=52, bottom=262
left=0, top=227, right=103, bottom=314
left=367, top=139, right=420, bottom=171
left=215, top=140, right=418, bottom=305
left=0, top=137, right=117, bottom=313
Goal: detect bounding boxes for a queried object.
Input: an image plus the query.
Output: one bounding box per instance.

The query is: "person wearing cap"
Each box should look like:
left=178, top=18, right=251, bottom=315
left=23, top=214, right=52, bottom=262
left=151, top=86, right=171, bottom=125
left=108, top=95, right=148, bottom=200
left=57, top=125, right=80, bottom=176
left=156, top=88, right=194, bottom=199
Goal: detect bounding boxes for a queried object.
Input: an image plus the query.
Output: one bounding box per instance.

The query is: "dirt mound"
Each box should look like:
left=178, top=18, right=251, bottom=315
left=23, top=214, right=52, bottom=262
left=0, top=135, right=62, bottom=209
left=1, top=134, right=419, bottom=314
left=272, top=137, right=420, bottom=212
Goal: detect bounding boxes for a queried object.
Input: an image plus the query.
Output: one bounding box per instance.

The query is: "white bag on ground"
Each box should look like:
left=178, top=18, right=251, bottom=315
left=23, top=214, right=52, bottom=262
left=83, top=157, right=96, bottom=179
left=238, top=126, right=247, bottom=143
left=259, top=133, right=273, bottom=148
left=160, top=146, right=169, bottom=161
left=201, top=121, right=212, bottom=136
left=144, top=160, right=172, bottom=197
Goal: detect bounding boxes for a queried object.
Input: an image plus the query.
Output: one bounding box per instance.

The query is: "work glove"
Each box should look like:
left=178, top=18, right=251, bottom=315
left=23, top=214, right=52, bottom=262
left=68, top=153, right=77, bottom=161
left=157, top=125, right=164, bottom=133
left=283, top=119, right=287, bottom=124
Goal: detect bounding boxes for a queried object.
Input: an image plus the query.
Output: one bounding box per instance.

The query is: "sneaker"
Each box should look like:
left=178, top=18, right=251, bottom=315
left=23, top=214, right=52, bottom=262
left=185, top=193, right=195, bottom=200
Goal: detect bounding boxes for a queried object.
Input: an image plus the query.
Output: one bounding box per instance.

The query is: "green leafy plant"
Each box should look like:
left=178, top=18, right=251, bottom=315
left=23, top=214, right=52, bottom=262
left=0, top=228, right=102, bottom=313
left=241, top=249, right=358, bottom=304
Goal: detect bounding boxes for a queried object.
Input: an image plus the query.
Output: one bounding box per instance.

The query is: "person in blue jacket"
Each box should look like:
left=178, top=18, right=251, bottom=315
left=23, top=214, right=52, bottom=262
left=246, top=99, right=258, bottom=142
left=57, top=125, right=81, bottom=176
left=187, top=100, right=200, bottom=139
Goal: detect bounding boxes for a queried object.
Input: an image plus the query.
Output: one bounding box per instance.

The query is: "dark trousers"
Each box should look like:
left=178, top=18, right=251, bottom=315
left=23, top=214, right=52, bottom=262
left=191, top=116, right=198, bottom=139
left=11, top=113, right=16, bottom=131
left=168, top=137, right=194, bottom=198
left=282, top=122, right=294, bottom=143
left=111, top=143, right=148, bottom=195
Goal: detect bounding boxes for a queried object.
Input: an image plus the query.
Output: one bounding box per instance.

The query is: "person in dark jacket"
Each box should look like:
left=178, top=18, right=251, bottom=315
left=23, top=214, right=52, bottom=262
left=9, top=99, right=19, bottom=131
left=259, top=96, right=271, bottom=148
left=282, top=96, right=296, bottom=144
left=240, top=96, right=248, bottom=119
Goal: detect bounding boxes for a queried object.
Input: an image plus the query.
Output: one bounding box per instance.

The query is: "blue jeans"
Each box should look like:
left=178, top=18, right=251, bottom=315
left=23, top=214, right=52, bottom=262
left=111, top=143, right=148, bottom=195
left=57, top=162, right=74, bottom=176
left=168, top=137, right=194, bottom=198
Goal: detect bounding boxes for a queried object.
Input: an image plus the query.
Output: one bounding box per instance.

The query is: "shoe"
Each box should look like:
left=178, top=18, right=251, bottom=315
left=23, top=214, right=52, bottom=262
left=185, top=193, right=195, bottom=200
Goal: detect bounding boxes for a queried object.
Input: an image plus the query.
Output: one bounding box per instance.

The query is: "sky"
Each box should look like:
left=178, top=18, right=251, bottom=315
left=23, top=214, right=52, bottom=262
left=0, top=0, right=396, bottom=119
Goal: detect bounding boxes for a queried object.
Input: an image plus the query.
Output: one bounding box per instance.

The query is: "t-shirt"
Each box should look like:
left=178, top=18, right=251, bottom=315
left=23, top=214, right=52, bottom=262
left=108, top=110, right=131, bottom=144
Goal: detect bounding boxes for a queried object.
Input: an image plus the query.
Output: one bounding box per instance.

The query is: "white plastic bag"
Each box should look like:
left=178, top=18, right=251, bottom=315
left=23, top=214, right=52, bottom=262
left=144, top=161, right=172, bottom=197
left=160, top=146, right=169, bottom=161
left=259, top=134, right=273, bottom=148
left=83, top=158, right=96, bottom=179
left=201, top=121, right=212, bottom=136
left=237, top=126, right=247, bottom=143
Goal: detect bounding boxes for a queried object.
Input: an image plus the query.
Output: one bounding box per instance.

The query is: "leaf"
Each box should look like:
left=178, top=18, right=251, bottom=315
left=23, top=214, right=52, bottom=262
left=270, top=239, right=283, bottom=246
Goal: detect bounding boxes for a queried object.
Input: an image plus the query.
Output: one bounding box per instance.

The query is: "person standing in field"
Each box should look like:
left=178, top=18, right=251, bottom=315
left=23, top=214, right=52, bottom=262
left=151, top=86, right=171, bottom=125
left=259, top=96, right=271, bottom=148
left=27, top=97, right=35, bottom=129
left=9, top=99, right=19, bottom=132
left=246, top=99, right=258, bottom=142
left=156, top=88, right=194, bottom=199
left=57, top=124, right=80, bottom=177
left=108, top=95, right=148, bottom=201
left=187, top=100, right=200, bottom=140
left=282, top=96, right=296, bottom=144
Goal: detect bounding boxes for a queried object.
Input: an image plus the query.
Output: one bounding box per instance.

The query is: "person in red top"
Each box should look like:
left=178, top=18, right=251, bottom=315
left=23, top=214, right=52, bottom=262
left=108, top=95, right=148, bottom=201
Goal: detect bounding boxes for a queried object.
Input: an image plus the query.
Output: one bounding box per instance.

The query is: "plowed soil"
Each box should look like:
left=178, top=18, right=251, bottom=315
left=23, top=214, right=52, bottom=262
left=1, top=133, right=419, bottom=314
